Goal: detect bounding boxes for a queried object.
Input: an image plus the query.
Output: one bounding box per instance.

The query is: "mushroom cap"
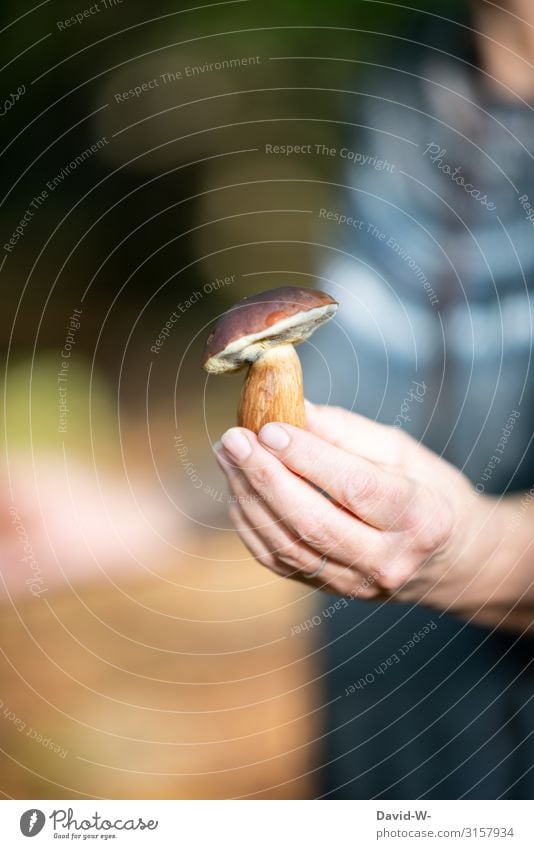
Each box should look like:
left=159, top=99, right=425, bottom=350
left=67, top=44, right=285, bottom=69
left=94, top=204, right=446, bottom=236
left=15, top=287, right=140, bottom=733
left=202, top=286, right=338, bottom=374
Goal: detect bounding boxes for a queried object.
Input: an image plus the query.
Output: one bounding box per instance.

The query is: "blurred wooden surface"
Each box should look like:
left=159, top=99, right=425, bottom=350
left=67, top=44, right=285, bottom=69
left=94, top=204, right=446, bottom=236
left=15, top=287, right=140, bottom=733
left=0, top=533, right=322, bottom=799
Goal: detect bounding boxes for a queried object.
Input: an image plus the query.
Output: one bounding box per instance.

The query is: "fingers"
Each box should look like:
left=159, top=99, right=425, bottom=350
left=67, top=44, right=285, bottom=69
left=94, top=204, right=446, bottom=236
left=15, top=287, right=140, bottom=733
left=230, top=488, right=352, bottom=583
left=215, top=446, right=356, bottom=578
left=216, top=434, right=385, bottom=568
left=214, top=446, right=384, bottom=593
left=305, top=401, right=407, bottom=466
left=228, top=506, right=298, bottom=579
left=253, top=422, right=418, bottom=531
left=229, top=502, right=331, bottom=587
left=229, top=502, right=383, bottom=597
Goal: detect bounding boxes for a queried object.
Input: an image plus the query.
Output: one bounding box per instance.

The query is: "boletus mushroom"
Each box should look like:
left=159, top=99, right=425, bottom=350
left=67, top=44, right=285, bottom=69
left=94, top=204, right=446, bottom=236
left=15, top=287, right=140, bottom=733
left=202, top=286, right=338, bottom=433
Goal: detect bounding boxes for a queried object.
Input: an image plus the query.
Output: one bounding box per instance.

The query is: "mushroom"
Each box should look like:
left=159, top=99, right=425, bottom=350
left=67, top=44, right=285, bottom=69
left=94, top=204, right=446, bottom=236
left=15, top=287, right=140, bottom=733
left=202, top=286, right=338, bottom=433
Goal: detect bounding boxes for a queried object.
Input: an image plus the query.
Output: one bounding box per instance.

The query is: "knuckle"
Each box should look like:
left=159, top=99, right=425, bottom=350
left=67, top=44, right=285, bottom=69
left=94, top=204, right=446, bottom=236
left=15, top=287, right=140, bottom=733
left=389, top=479, right=426, bottom=531
left=376, top=560, right=414, bottom=591
left=294, top=510, right=333, bottom=551
left=339, top=567, right=368, bottom=597
left=257, top=552, right=278, bottom=570
left=350, top=582, right=382, bottom=600
left=421, top=503, right=454, bottom=550
left=409, top=491, right=453, bottom=551
left=247, top=463, right=274, bottom=494
left=276, top=541, right=305, bottom=570
left=339, top=468, right=379, bottom=508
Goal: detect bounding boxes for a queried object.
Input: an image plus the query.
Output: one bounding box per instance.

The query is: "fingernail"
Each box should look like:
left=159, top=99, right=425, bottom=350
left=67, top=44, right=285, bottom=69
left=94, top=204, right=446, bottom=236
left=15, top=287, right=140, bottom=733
left=221, top=428, right=252, bottom=463
left=259, top=423, right=290, bottom=450
left=212, top=440, right=223, bottom=456
left=304, top=399, right=315, bottom=410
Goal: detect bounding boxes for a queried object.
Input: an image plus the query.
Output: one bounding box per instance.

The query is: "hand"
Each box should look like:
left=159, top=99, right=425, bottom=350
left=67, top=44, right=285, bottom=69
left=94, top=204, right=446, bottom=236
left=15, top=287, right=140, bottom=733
left=214, top=403, right=513, bottom=623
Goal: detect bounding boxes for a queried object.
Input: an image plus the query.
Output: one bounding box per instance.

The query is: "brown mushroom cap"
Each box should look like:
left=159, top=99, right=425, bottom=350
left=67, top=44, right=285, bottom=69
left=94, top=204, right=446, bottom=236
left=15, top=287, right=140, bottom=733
left=202, top=286, right=338, bottom=374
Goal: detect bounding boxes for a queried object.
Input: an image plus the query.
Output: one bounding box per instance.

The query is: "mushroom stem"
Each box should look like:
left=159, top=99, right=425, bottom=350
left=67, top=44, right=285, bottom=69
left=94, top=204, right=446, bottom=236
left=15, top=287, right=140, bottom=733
left=237, top=344, right=305, bottom=433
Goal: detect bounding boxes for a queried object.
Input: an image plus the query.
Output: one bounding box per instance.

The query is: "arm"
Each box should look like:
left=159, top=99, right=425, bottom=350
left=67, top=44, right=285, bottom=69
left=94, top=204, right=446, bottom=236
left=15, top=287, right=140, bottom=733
left=215, top=403, right=534, bottom=632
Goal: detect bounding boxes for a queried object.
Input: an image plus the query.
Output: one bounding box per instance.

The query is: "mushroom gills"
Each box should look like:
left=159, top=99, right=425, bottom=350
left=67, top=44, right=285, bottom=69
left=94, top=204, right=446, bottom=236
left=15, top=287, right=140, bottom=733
left=205, top=303, right=337, bottom=374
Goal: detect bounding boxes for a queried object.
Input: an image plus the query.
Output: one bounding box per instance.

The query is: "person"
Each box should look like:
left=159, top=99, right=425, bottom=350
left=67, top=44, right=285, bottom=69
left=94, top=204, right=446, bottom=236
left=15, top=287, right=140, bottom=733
left=215, top=0, right=534, bottom=798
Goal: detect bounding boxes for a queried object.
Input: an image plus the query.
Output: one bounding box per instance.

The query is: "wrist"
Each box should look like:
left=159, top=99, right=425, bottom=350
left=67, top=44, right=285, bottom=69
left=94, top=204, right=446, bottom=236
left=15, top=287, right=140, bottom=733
left=457, top=493, right=527, bottom=612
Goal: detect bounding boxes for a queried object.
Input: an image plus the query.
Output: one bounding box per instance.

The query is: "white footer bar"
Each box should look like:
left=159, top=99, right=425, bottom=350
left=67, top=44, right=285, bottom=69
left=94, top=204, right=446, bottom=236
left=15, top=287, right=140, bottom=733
left=1, top=799, right=532, bottom=847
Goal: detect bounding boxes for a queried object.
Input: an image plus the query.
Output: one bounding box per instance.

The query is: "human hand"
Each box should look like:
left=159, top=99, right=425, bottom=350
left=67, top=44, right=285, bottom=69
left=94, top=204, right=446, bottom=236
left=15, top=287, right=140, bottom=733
left=214, top=403, right=505, bottom=620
